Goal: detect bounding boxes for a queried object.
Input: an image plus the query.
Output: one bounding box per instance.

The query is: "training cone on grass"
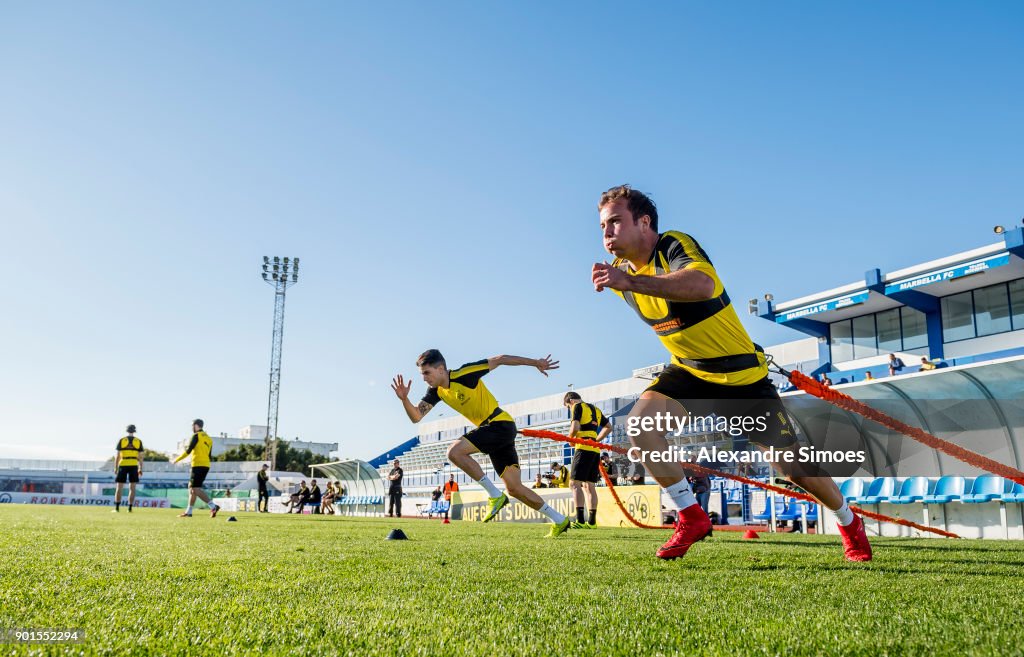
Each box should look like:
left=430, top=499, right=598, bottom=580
left=386, top=529, right=409, bottom=540
left=742, top=530, right=759, bottom=539
left=227, top=516, right=237, bottom=522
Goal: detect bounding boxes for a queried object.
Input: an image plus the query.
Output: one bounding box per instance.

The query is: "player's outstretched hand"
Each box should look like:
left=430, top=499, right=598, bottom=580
left=535, top=355, right=560, bottom=377
left=592, top=261, right=628, bottom=292
left=391, top=375, right=412, bottom=400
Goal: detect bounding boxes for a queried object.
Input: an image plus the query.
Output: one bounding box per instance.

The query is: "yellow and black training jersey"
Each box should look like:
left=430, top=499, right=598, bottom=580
left=571, top=402, right=610, bottom=453
left=421, top=360, right=514, bottom=427
left=174, top=430, right=213, bottom=467
left=116, top=436, right=143, bottom=466
left=612, top=230, right=767, bottom=386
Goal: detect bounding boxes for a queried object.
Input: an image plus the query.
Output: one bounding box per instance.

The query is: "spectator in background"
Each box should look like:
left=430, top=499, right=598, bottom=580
left=442, top=474, right=459, bottom=520
left=322, top=482, right=336, bottom=515
left=431, top=486, right=442, bottom=503
left=308, top=479, right=322, bottom=513
left=290, top=481, right=310, bottom=513
left=532, top=473, right=547, bottom=489
left=257, top=464, right=270, bottom=513
left=920, top=357, right=937, bottom=371
left=688, top=474, right=712, bottom=515
left=820, top=374, right=833, bottom=387
left=888, top=354, right=905, bottom=376
left=600, top=452, right=618, bottom=485
left=548, top=461, right=570, bottom=488
left=864, top=371, right=875, bottom=381
left=628, top=460, right=647, bottom=486
left=387, top=459, right=404, bottom=518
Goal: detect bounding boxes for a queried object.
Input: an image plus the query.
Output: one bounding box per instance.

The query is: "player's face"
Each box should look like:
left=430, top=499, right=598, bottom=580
left=600, top=198, right=649, bottom=258
left=419, top=362, right=446, bottom=387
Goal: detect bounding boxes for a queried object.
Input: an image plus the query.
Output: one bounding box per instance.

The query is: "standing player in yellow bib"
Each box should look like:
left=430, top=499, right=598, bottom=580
left=113, top=424, right=144, bottom=513
left=391, top=349, right=571, bottom=537
left=591, top=185, right=871, bottom=562
left=563, top=392, right=612, bottom=527
left=173, top=419, right=220, bottom=518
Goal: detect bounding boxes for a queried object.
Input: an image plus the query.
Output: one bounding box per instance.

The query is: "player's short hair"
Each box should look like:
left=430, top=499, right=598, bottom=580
left=599, top=184, right=658, bottom=231
left=551, top=461, right=561, bottom=468
left=563, top=391, right=582, bottom=405
left=416, top=349, right=446, bottom=368
left=193, top=418, right=204, bottom=429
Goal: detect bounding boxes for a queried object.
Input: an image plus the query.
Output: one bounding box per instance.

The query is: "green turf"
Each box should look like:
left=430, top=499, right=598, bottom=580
left=1, top=506, right=1023, bottom=657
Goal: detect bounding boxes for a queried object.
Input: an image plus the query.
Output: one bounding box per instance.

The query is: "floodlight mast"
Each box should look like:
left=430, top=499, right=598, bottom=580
left=260, top=256, right=300, bottom=469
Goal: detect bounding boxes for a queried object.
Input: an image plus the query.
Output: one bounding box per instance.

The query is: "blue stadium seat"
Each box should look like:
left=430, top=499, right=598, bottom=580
left=1001, top=482, right=1024, bottom=503
left=752, top=495, right=787, bottom=520
left=921, top=476, right=967, bottom=504
left=962, top=475, right=1008, bottom=503
left=775, top=499, right=802, bottom=521
left=890, top=477, right=934, bottom=504
left=856, top=478, right=898, bottom=504
left=839, top=478, right=865, bottom=502
left=801, top=501, right=818, bottom=522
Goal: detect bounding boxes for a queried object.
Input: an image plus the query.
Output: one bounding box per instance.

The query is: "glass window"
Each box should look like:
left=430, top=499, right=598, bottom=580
left=974, top=284, right=1011, bottom=336
left=1010, top=279, right=1024, bottom=331
left=852, top=314, right=878, bottom=358
left=876, top=308, right=902, bottom=352
left=900, top=307, right=929, bottom=350
left=830, top=320, right=854, bottom=363
left=941, top=292, right=975, bottom=342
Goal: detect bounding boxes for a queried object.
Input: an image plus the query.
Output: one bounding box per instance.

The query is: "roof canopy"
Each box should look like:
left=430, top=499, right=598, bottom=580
left=309, top=459, right=385, bottom=497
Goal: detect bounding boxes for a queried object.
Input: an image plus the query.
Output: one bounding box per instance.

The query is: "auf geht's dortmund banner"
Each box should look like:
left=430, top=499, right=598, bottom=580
left=453, top=485, right=662, bottom=527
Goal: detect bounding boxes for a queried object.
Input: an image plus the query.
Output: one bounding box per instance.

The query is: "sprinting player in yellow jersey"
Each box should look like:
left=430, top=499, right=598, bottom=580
left=173, top=419, right=220, bottom=518
left=591, top=185, right=871, bottom=562
left=391, top=350, right=571, bottom=537
left=563, top=392, right=612, bottom=527
left=113, top=424, right=144, bottom=513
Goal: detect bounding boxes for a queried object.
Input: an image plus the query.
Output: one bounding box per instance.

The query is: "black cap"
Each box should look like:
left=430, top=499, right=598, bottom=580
left=126, top=424, right=136, bottom=434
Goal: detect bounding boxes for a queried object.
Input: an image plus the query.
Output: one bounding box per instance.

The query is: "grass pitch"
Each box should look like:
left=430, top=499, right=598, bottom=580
left=2, top=506, right=1023, bottom=656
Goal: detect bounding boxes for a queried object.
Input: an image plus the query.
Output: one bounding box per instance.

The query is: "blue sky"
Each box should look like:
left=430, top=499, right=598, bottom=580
left=2, top=2, right=1022, bottom=461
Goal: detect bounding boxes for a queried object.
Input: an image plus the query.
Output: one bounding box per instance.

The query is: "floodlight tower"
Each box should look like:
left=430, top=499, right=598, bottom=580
left=260, top=256, right=300, bottom=469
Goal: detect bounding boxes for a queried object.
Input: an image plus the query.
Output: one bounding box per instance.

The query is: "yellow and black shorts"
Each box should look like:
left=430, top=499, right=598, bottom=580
left=464, top=421, right=519, bottom=477
left=646, top=365, right=797, bottom=449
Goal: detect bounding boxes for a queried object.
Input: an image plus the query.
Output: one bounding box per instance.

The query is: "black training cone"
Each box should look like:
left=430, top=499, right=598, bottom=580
left=227, top=516, right=237, bottom=522
left=386, top=529, right=408, bottom=540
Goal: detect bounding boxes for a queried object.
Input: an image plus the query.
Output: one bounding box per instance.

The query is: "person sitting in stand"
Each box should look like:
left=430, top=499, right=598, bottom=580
left=322, top=482, right=336, bottom=515
left=920, top=357, right=937, bottom=371
left=532, top=473, right=548, bottom=489
left=291, top=481, right=310, bottom=514
left=308, top=479, right=322, bottom=513
left=888, top=353, right=905, bottom=376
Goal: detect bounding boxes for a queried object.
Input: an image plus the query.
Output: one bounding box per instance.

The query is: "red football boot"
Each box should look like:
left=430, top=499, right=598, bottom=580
left=837, top=514, right=873, bottom=562
left=656, top=504, right=713, bottom=560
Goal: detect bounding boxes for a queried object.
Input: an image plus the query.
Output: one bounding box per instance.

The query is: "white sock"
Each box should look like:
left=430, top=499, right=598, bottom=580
left=833, top=502, right=855, bottom=526
left=538, top=503, right=565, bottom=524
left=663, top=479, right=698, bottom=511
left=475, top=476, right=501, bottom=498
left=185, top=505, right=194, bottom=514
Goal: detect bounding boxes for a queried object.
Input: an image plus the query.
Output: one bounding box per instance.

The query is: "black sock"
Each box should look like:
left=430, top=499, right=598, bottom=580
left=588, top=509, right=597, bottom=525
left=576, top=507, right=585, bottom=524
left=128, top=504, right=133, bottom=512
left=115, top=502, right=120, bottom=511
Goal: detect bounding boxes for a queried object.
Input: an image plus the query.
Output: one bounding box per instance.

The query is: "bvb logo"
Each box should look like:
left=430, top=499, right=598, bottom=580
left=626, top=493, right=649, bottom=521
